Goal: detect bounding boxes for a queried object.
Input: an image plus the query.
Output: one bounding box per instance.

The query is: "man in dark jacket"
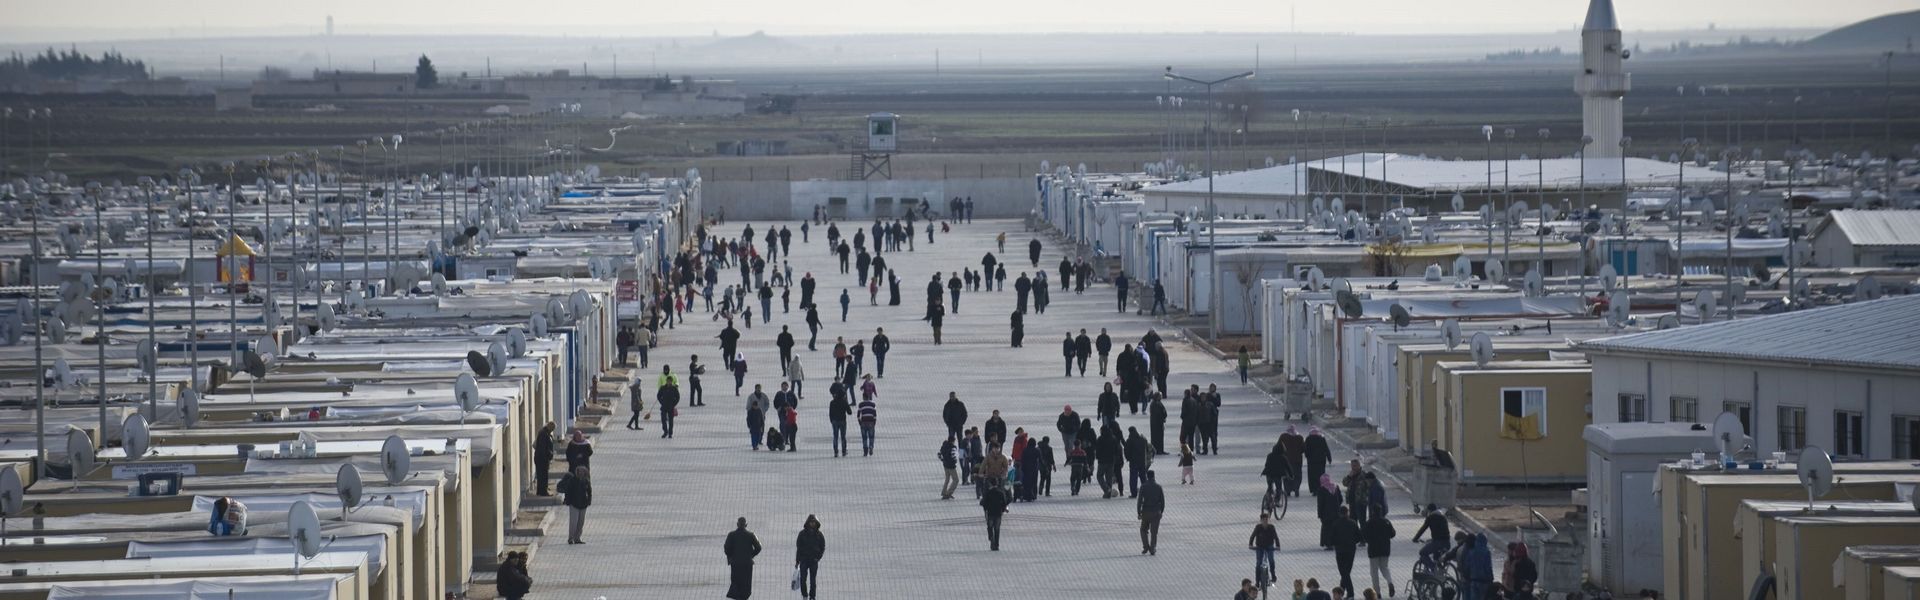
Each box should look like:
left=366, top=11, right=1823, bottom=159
left=1060, top=333, right=1076, bottom=377
left=1124, top=427, right=1152, bottom=497
left=1009, top=311, right=1024, bottom=347
left=939, top=436, right=961, bottom=499
left=1136, top=470, right=1165, bottom=555
left=1115, top=272, right=1130, bottom=312
left=1095, top=328, right=1113, bottom=375
left=1027, top=238, right=1042, bottom=267
left=717, top=322, right=740, bottom=368
left=1055, top=405, right=1080, bottom=451
left=1149, top=342, right=1171, bottom=397
left=496, top=551, right=533, bottom=599
left=849, top=340, right=866, bottom=377
left=724, top=517, right=762, bottom=600
left=828, top=385, right=852, bottom=457
left=1329, top=507, right=1363, bottom=597
left=942, top=393, right=968, bottom=440
left=558, top=466, right=592, bottom=544
left=533, top=422, right=555, bottom=496
left=871, top=329, right=891, bottom=378
left=1263, top=439, right=1293, bottom=497
left=776, top=326, right=796, bottom=376
left=1072, top=330, right=1093, bottom=376
left=658, top=382, right=682, bottom=439
left=1097, top=383, right=1121, bottom=425
left=1058, top=257, right=1073, bottom=291
left=981, top=253, right=998, bottom=290
left=1280, top=426, right=1307, bottom=496
left=795, top=515, right=824, bottom=600
left=1304, top=428, right=1333, bottom=491
left=947, top=273, right=962, bottom=312
left=984, top=410, right=1007, bottom=448
left=1179, top=389, right=1201, bottom=454
left=980, top=478, right=1009, bottom=551
left=1095, top=426, right=1126, bottom=498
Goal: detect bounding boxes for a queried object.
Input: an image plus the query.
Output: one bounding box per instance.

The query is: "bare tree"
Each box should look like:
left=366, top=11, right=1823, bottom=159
left=1366, top=241, right=1410, bottom=277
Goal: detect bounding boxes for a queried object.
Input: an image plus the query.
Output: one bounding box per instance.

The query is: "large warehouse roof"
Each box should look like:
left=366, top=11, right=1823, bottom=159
left=1140, top=163, right=1307, bottom=197
left=1811, top=210, right=1920, bottom=248
left=1315, top=154, right=1763, bottom=192
left=1578, top=294, right=1920, bottom=372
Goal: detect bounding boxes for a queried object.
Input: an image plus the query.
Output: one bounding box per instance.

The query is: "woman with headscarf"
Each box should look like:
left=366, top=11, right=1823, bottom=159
left=1462, top=534, right=1495, bottom=600
left=1018, top=437, right=1042, bottom=501
left=887, top=270, right=901, bottom=306
left=1503, top=541, right=1538, bottom=594
left=1279, top=426, right=1306, bottom=496
left=565, top=429, right=593, bottom=474
left=1303, top=427, right=1332, bottom=495
left=1315, top=473, right=1344, bottom=550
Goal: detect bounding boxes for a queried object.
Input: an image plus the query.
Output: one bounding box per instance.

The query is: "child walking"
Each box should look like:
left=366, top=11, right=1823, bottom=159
left=1179, top=443, right=1197, bottom=484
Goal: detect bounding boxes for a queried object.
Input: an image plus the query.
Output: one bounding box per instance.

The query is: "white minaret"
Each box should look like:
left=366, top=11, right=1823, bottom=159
left=1576, top=0, right=1629, bottom=158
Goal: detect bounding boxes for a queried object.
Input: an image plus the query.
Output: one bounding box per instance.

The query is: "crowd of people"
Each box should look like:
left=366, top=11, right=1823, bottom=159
left=528, top=208, right=1511, bottom=600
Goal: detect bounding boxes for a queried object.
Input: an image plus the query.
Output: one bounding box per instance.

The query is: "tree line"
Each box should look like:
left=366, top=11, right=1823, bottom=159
left=0, top=47, right=150, bottom=83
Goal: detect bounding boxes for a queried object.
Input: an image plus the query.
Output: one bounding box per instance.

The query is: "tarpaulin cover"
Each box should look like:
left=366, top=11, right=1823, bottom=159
left=129, top=535, right=386, bottom=577
left=47, top=578, right=339, bottom=600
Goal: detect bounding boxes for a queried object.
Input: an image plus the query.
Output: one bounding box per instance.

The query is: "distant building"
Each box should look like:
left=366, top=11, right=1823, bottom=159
left=1808, top=209, right=1920, bottom=267
left=253, top=71, right=416, bottom=96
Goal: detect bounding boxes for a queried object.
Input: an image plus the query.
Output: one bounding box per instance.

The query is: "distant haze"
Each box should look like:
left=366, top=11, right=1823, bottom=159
left=2, top=0, right=1907, bottom=41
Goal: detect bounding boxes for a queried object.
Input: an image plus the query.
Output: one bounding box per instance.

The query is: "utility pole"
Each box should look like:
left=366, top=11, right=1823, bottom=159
left=1165, top=66, right=1255, bottom=339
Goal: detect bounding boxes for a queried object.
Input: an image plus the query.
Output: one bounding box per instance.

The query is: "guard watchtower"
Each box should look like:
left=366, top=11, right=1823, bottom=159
left=850, top=112, right=897, bottom=180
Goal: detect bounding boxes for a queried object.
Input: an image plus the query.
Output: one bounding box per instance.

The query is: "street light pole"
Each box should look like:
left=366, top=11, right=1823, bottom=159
left=1165, top=66, right=1255, bottom=340
left=1675, top=138, right=1698, bottom=309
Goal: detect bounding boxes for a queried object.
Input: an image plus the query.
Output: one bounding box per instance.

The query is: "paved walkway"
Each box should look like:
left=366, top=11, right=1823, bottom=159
left=532, top=219, right=1427, bottom=599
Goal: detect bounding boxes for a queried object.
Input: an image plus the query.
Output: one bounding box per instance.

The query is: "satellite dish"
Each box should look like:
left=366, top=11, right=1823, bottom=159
left=1478, top=204, right=1493, bottom=227
left=1657, top=314, right=1680, bottom=330
left=529, top=313, right=549, bottom=338
left=1389, top=303, right=1412, bottom=330
left=48, top=315, right=68, bottom=344
left=1524, top=269, right=1544, bottom=297
left=568, top=290, right=593, bottom=324
left=0, top=468, right=21, bottom=516
left=136, top=339, right=158, bottom=375
left=1606, top=301, right=1630, bottom=330
left=1796, top=446, right=1835, bottom=509
left=430, top=273, right=448, bottom=297
left=1711, top=411, right=1748, bottom=457
left=1441, top=319, right=1462, bottom=350
left=1469, top=332, right=1495, bottom=367
left=1306, top=267, right=1326, bottom=292
left=317, top=303, right=337, bottom=332
left=1694, top=290, right=1718, bottom=321
left=487, top=341, right=509, bottom=376
left=241, top=349, right=268, bottom=380
left=1730, top=280, right=1748, bottom=305
left=179, top=388, right=201, bottom=427
left=506, top=328, right=528, bottom=358
left=1334, top=290, right=1364, bottom=319
left=336, top=464, right=363, bottom=518
left=1857, top=276, right=1882, bottom=301
left=1486, top=259, right=1505, bottom=284
left=1452, top=256, right=1472, bottom=283
left=288, top=500, right=323, bottom=562
left=51, top=358, right=76, bottom=390
left=122, top=413, right=152, bottom=459
left=65, top=428, right=96, bottom=479
left=1599, top=264, right=1619, bottom=294
left=380, top=435, right=410, bottom=485
left=546, top=298, right=569, bottom=324
left=465, top=350, right=492, bottom=377
left=1424, top=264, right=1443, bottom=282
left=1451, top=193, right=1466, bottom=213
left=1508, top=201, right=1530, bottom=224
left=455, top=372, right=482, bottom=412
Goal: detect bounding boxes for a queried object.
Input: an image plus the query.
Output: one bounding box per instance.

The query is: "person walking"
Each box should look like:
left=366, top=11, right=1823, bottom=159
left=1124, top=427, right=1151, bottom=497
left=1060, top=332, right=1076, bottom=377
left=1096, top=424, right=1125, bottom=498
left=635, top=327, right=652, bottom=368
left=1055, top=405, right=1080, bottom=452
left=788, top=356, right=806, bottom=399
left=724, top=517, right=762, bottom=600
left=689, top=355, right=707, bottom=407
left=1280, top=426, right=1306, bottom=496
left=732, top=352, right=749, bottom=395
left=1009, top=310, right=1024, bottom=348
left=1152, top=279, right=1168, bottom=315
left=781, top=402, right=800, bottom=452
left=658, top=379, right=682, bottom=439
left=747, top=389, right=767, bottom=450
left=794, top=516, right=825, bottom=600
left=1329, top=507, right=1363, bottom=597
left=1027, top=238, right=1042, bottom=267
left=1304, top=428, right=1332, bottom=494
left=984, top=410, right=1008, bottom=448
left=826, top=383, right=851, bottom=457
left=805, top=304, right=822, bottom=351
left=838, top=289, right=851, bottom=322
left=1203, top=383, right=1223, bottom=455
left=872, top=328, right=891, bottom=378
left=1363, top=513, right=1398, bottom=597
left=1038, top=437, right=1056, bottom=497
left=617, top=327, right=636, bottom=366
left=1098, top=382, right=1121, bottom=426
left=856, top=394, right=877, bottom=456
left=981, top=252, right=999, bottom=290
left=1263, top=438, right=1293, bottom=498
left=929, top=300, right=945, bottom=344
left=533, top=422, right=556, bottom=496
left=939, top=435, right=961, bottom=500
left=718, top=321, right=741, bottom=368
left=1017, top=437, right=1041, bottom=501
left=994, top=264, right=1007, bottom=293
left=1136, top=470, right=1164, bottom=555
left=558, top=466, right=592, bottom=544
left=1074, top=329, right=1092, bottom=376
left=776, top=326, right=796, bottom=376
left=1067, top=439, right=1092, bottom=496
left=565, top=429, right=593, bottom=473
left=1148, top=392, right=1169, bottom=455
left=1238, top=346, right=1252, bottom=385
left=1095, top=328, right=1113, bottom=375
left=1178, top=443, right=1197, bottom=484
left=942, top=392, right=968, bottom=440
left=947, top=272, right=962, bottom=313
left=1115, top=272, right=1130, bottom=313
left=1014, top=272, right=1032, bottom=313
left=980, top=470, right=1009, bottom=551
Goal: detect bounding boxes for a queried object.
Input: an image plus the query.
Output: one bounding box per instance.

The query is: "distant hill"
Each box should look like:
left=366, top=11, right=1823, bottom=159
left=1804, top=9, right=1919, bottom=50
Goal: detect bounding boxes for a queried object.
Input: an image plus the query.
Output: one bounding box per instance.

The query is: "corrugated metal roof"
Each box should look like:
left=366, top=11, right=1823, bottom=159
left=1578, top=295, right=1920, bottom=371
left=1140, top=164, right=1308, bottom=197
left=1819, top=210, right=1920, bottom=247
left=1315, top=154, right=1762, bottom=192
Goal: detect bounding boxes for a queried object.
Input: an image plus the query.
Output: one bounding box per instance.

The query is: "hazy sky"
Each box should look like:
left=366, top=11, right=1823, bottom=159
left=5, top=0, right=1910, bottom=37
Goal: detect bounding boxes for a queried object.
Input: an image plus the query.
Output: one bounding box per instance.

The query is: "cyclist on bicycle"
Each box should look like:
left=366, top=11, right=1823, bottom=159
left=1248, top=512, right=1280, bottom=590
left=1261, top=439, right=1293, bottom=498
left=1410, top=504, right=1452, bottom=568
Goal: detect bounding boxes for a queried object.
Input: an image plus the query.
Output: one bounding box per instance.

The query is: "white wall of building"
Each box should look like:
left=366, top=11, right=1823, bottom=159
left=1590, top=353, right=1920, bottom=459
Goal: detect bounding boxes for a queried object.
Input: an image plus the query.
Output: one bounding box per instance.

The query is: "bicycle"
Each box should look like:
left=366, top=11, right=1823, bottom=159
left=1262, top=487, right=1290, bottom=521
left=1251, top=547, right=1276, bottom=599
left=1405, top=555, right=1459, bottom=600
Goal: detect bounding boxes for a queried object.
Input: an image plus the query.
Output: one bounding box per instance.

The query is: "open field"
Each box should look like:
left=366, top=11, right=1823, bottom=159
left=5, top=51, right=1918, bottom=182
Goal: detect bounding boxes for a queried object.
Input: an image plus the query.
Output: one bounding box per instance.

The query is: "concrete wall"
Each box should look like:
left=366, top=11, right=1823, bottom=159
left=703, top=177, right=1034, bottom=221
